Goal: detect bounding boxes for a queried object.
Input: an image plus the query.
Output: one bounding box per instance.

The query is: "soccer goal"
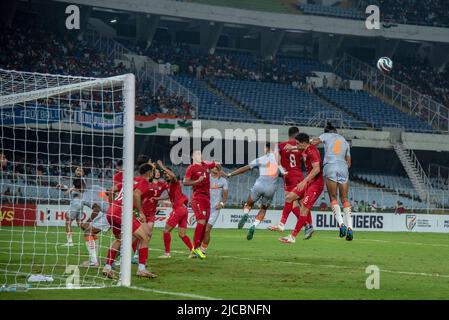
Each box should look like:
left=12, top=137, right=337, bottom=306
left=0, top=69, right=135, bottom=290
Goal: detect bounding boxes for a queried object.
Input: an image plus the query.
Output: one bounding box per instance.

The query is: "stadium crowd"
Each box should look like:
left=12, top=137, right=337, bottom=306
left=130, top=42, right=310, bottom=85
left=0, top=23, right=194, bottom=118
left=371, top=0, right=449, bottom=27
left=393, top=55, right=449, bottom=108
left=137, top=85, right=195, bottom=117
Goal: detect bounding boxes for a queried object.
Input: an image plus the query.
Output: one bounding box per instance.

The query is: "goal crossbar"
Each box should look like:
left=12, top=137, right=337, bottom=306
left=0, top=71, right=130, bottom=107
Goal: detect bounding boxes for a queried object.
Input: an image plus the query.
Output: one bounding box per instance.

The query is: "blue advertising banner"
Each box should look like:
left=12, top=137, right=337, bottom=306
left=0, top=105, right=60, bottom=125
left=1, top=105, right=123, bottom=131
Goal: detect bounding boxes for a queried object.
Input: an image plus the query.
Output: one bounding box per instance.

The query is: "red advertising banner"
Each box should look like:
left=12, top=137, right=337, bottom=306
left=0, top=204, right=37, bottom=226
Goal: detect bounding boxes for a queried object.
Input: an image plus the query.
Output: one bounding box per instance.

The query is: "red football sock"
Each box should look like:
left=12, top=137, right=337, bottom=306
left=193, top=223, right=205, bottom=249
left=292, top=215, right=308, bottom=238
left=106, top=248, right=118, bottom=266
left=307, top=211, right=313, bottom=225
left=138, top=247, right=148, bottom=265
left=163, top=232, right=171, bottom=254
left=181, top=235, right=193, bottom=251
left=291, top=206, right=301, bottom=219
left=280, top=202, right=293, bottom=224
left=132, top=239, right=139, bottom=253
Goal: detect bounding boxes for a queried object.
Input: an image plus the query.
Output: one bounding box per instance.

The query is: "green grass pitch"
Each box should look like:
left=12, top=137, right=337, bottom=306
left=1, top=226, right=449, bottom=300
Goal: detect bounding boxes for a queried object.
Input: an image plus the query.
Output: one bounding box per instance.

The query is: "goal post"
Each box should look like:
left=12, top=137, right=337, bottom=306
left=120, top=74, right=135, bottom=288
left=0, top=69, right=135, bottom=289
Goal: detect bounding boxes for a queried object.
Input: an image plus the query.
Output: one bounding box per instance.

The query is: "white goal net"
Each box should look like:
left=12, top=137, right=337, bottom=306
left=0, top=69, right=135, bottom=290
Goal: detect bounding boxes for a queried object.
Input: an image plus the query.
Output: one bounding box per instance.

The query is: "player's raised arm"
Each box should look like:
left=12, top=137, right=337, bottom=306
left=345, top=141, right=352, bottom=169
left=297, top=161, right=321, bottom=191
left=310, top=137, right=322, bottom=146
left=226, top=165, right=251, bottom=178
left=274, top=143, right=286, bottom=176
left=157, top=160, right=177, bottom=182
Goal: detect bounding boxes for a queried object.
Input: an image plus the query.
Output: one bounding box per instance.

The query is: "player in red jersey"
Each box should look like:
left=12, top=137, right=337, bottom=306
left=132, top=166, right=169, bottom=263
left=103, top=163, right=157, bottom=279
left=146, top=168, right=169, bottom=226
left=268, top=126, right=314, bottom=239
left=183, top=150, right=220, bottom=259
left=155, top=160, right=193, bottom=258
left=279, top=133, right=324, bottom=244
left=113, top=160, right=123, bottom=191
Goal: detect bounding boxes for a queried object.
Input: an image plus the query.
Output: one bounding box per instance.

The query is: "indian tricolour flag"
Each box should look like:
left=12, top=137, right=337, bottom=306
left=135, top=115, right=192, bottom=134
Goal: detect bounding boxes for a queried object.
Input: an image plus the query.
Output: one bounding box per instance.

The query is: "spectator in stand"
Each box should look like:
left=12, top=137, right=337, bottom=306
left=319, top=197, right=327, bottom=211
left=393, top=54, right=449, bottom=109
left=370, top=200, right=378, bottom=212
left=1, top=187, right=13, bottom=204
left=395, top=201, right=405, bottom=215
left=371, top=0, right=449, bottom=27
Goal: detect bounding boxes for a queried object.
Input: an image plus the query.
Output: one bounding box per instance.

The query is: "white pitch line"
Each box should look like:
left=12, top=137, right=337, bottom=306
left=30, top=285, right=221, bottom=299
left=319, top=236, right=449, bottom=248
left=128, top=285, right=220, bottom=300
left=149, top=248, right=449, bottom=279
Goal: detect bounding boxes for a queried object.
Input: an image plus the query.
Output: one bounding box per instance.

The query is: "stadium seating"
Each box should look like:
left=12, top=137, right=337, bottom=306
left=318, top=88, right=435, bottom=132
left=354, top=172, right=414, bottom=194
left=210, top=78, right=363, bottom=126
left=173, top=75, right=255, bottom=122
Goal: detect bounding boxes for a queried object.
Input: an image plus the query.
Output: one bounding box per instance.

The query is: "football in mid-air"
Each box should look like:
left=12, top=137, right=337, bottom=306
left=377, top=57, right=393, bottom=73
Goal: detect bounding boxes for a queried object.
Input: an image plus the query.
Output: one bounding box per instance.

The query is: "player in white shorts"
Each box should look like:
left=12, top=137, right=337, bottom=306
left=200, top=167, right=228, bottom=256
left=56, top=166, right=86, bottom=247
left=312, top=123, right=353, bottom=241
left=79, top=184, right=111, bottom=266
left=225, top=143, right=279, bottom=241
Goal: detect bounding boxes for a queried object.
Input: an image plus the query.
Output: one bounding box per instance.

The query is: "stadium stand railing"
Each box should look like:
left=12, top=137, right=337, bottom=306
left=428, top=163, right=449, bottom=190
left=335, top=53, right=449, bottom=134
left=393, top=142, right=434, bottom=203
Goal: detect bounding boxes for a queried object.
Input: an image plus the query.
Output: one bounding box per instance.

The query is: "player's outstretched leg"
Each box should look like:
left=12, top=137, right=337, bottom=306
left=327, top=179, right=347, bottom=238
left=134, top=224, right=157, bottom=278
left=343, top=201, right=353, bottom=241
left=192, top=220, right=207, bottom=259
left=83, top=235, right=99, bottom=267
left=331, top=199, right=346, bottom=238
left=63, top=218, right=75, bottom=247
left=179, top=227, right=194, bottom=254
left=247, top=207, right=267, bottom=240
left=79, top=223, right=101, bottom=267
left=201, top=223, right=213, bottom=256
left=103, top=239, right=121, bottom=279
left=160, top=224, right=173, bottom=259
left=268, top=198, right=292, bottom=232
left=279, top=205, right=308, bottom=244
left=338, top=183, right=353, bottom=241
left=239, top=196, right=254, bottom=229
left=303, top=213, right=315, bottom=240
left=238, top=205, right=251, bottom=229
